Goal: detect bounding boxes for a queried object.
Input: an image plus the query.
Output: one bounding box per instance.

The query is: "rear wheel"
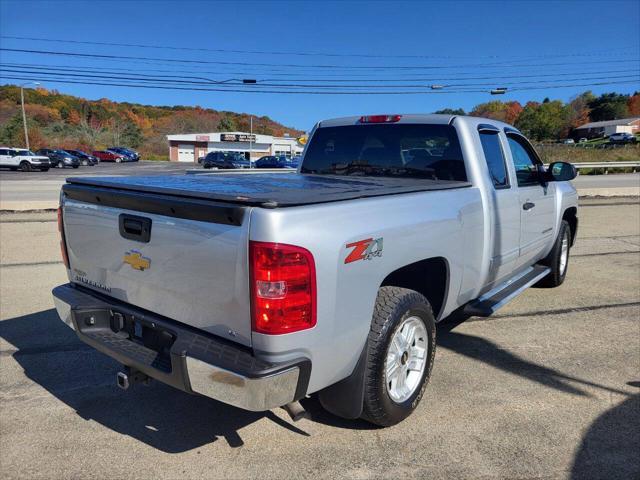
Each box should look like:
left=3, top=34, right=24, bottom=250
left=362, top=286, right=436, bottom=427
left=20, top=161, right=32, bottom=172
left=537, top=220, right=571, bottom=288
left=56, top=162, right=63, bottom=169
left=82, top=159, right=88, bottom=166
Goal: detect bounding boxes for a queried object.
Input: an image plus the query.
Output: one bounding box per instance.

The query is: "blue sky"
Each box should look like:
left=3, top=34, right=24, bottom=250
left=0, top=0, right=638, bottom=132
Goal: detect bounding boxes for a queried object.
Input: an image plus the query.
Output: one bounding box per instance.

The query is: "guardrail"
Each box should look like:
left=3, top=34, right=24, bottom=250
left=572, top=161, right=640, bottom=174
left=185, top=163, right=640, bottom=176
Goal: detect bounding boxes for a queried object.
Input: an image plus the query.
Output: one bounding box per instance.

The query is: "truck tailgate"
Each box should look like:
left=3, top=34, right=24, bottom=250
left=61, top=184, right=253, bottom=347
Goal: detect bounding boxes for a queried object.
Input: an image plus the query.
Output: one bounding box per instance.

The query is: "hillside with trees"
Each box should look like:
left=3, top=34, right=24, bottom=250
left=0, top=85, right=304, bottom=159
left=0, top=85, right=638, bottom=161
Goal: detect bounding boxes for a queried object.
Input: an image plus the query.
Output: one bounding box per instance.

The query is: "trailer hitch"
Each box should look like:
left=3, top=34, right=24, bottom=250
left=116, top=366, right=151, bottom=390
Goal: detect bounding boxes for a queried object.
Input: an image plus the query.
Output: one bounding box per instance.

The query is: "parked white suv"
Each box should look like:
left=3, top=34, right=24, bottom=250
left=0, top=147, right=51, bottom=172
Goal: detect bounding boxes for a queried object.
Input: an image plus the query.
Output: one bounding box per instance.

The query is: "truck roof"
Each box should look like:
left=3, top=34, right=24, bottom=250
left=66, top=173, right=471, bottom=208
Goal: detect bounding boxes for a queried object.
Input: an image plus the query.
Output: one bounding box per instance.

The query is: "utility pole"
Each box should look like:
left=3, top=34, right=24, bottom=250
left=249, top=115, right=253, bottom=168
left=20, top=82, right=40, bottom=150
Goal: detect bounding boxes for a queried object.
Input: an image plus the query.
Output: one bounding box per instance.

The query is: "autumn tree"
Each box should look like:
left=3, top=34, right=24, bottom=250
left=470, top=101, right=522, bottom=124
left=627, top=93, right=640, bottom=116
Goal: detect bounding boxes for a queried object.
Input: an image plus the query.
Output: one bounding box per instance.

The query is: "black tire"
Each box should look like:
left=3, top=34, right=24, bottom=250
left=537, top=220, right=571, bottom=288
left=362, top=286, right=436, bottom=427
left=20, top=161, right=32, bottom=172
left=40, top=168, right=49, bottom=172
left=72, top=165, right=79, bottom=169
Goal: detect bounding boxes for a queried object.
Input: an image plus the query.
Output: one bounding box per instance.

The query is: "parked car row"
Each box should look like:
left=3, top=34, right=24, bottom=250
left=0, top=146, right=140, bottom=172
left=198, top=151, right=301, bottom=170
left=255, top=155, right=300, bottom=169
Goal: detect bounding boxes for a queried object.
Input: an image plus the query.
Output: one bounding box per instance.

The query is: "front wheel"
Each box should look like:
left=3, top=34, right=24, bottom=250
left=56, top=162, right=63, bottom=169
left=20, top=161, right=32, bottom=172
left=82, top=159, right=88, bottom=166
left=362, top=286, right=436, bottom=427
left=115, top=157, right=122, bottom=163
left=537, top=220, right=571, bottom=288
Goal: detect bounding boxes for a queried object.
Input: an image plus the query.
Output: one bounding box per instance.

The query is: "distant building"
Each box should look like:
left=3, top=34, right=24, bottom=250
left=166, top=131, right=304, bottom=162
left=572, top=117, right=640, bottom=139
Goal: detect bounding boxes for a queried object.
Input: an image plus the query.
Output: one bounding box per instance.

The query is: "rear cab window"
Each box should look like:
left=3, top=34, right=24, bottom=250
left=301, top=124, right=467, bottom=181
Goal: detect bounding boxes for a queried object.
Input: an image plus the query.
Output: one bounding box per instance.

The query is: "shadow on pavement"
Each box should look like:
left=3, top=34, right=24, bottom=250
left=570, top=388, right=640, bottom=479
left=0, top=309, right=309, bottom=453
left=438, top=314, right=631, bottom=397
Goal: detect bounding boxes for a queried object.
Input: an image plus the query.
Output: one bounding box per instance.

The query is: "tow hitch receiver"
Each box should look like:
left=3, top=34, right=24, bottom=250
left=116, top=366, right=151, bottom=390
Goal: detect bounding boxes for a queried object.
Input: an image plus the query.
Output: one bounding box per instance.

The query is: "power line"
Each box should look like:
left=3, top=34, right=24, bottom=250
left=2, top=35, right=638, bottom=61
left=1, top=73, right=637, bottom=95
left=1, top=66, right=637, bottom=90
left=2, top=62, right=638, bottom=84
left=1, top=47, right=639, bottom=71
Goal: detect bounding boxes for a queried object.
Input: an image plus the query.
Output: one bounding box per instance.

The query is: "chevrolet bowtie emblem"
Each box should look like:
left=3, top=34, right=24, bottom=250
left=123, top=250, right=151, bottom=271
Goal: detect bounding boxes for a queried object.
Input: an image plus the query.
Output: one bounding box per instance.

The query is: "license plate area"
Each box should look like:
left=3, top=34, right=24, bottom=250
left=109, top=310, right=176, bottom=363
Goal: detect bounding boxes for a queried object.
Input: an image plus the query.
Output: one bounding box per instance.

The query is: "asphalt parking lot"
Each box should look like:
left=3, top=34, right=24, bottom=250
left=1, top=198, right=639, bottom=479
left=0, top=160, right=196, bottom=180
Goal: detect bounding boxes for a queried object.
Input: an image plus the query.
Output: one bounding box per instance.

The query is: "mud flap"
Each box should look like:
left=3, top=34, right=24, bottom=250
left=318, top=342, right=368, bottom=419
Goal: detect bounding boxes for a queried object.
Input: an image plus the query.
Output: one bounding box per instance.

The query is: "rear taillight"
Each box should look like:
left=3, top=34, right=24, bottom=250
left=250, top=241, right=316, bottom=335
left=57, top=206, right=70, bottom=269
left=359, top=114, right=402, bottom=123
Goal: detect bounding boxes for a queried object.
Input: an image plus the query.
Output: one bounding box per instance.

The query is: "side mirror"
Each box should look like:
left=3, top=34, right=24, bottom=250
left=548, top=161, right=577, bottom=182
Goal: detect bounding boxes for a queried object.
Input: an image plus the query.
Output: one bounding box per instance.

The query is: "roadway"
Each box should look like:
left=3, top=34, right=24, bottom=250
left=0, top=161, right=638, bottom=210
left=0, top=198, right=638, bottom=479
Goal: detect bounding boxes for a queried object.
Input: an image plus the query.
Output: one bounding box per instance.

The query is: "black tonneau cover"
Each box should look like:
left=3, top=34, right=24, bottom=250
left=66, top=173, right=471, bottom=208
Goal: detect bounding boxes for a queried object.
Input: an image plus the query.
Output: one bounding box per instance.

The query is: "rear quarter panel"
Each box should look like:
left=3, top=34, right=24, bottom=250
left=249, top=187, right=483, bottom=393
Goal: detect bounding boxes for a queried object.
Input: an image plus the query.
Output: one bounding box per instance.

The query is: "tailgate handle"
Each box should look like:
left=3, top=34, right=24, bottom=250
left=119, top=214, right=152, bottom=243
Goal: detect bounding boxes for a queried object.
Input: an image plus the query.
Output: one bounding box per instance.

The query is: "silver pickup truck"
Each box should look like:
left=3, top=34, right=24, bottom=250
left=52, top=114, right=578, bottom=426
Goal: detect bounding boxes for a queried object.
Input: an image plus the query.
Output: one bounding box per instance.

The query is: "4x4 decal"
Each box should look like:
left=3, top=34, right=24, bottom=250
left=344, top=237, right=384, bottom=264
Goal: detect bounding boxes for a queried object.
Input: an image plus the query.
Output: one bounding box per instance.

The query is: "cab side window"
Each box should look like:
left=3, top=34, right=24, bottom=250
left=479, top=131, right=509, bottom=188
left=507, top=135, right=541, bottom=187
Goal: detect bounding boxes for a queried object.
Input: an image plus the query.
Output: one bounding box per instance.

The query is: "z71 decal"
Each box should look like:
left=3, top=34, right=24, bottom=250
left=344, top=237, right=384, bottom=264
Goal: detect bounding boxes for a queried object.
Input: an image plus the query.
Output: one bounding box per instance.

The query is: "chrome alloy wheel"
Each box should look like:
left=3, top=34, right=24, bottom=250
left=559, top=230, right=569, bottom=276
left=385, top=316, right=428, bottom=403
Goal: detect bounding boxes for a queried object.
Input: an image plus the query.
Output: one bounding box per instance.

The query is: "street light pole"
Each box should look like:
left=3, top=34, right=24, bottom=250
left=20, top=82, right=40, bottom=150
left=249, top=115, right=253, bottom=168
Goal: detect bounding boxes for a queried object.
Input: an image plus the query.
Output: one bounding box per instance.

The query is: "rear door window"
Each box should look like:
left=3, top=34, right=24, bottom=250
left=479, top=131, right=509, bottom=188
left=302, top=124, right=467, bottom=181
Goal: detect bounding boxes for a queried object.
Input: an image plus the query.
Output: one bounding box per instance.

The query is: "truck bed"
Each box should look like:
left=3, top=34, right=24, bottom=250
left=66, top=173, right=471, bottom=208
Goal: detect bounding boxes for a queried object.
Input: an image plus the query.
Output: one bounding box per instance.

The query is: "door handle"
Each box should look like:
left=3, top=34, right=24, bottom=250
left=523, top=202, right=536, bottom=211
left=119, top=214, right=152, bottom=242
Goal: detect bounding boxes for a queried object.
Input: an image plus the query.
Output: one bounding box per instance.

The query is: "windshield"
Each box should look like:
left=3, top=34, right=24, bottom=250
left=301, top=124, right=467, bottom=181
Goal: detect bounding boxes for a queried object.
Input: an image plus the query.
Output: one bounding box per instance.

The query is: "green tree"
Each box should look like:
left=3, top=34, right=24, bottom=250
left=121, top=121, right=143, bottom=148
left=588, top=93, right=630, bottom=121
left=515, top=100, right=571, bottom=141
left=218, top=115, right=235, bottom=131
left=434, top=108, right=466, bottom=115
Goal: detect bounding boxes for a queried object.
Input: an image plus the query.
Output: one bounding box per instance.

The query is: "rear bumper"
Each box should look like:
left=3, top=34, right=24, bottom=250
left=52, top=283, right=311, bottom=411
